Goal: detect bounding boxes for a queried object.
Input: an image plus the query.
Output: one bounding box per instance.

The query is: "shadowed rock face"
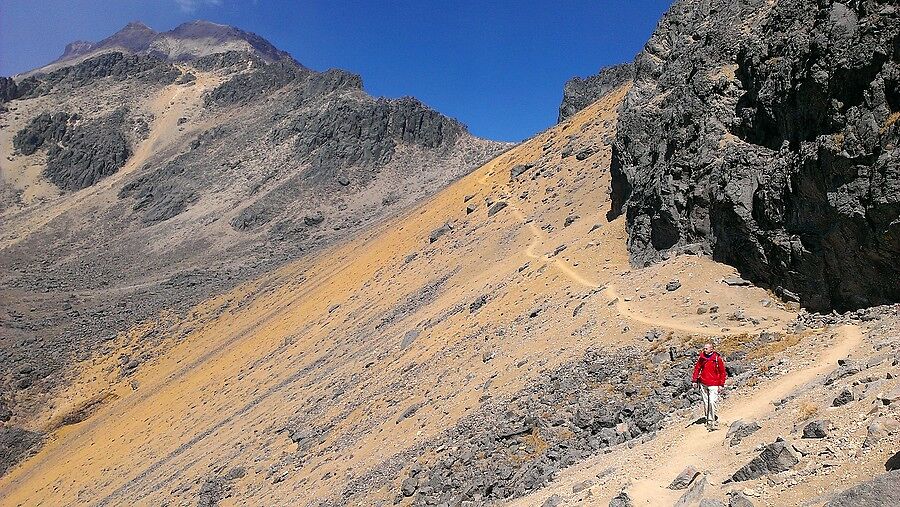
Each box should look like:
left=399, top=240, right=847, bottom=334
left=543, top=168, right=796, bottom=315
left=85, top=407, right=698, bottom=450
left=558, top=63, right=634, bottom=122
left=611, top=0, right=900, bottom=311
left=14, top=109, right=131, bottom=190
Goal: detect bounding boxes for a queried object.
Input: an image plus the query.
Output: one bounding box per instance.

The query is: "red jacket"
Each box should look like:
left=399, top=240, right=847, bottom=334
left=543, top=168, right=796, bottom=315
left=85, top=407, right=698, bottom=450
left=692, top=351, right=727, bottom=387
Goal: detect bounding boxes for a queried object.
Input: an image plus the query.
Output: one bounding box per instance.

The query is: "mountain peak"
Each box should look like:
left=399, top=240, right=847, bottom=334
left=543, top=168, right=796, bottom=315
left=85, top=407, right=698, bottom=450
left=122, top=21, right=154, bottom=31
left=47, top=19, right=293, bottom=71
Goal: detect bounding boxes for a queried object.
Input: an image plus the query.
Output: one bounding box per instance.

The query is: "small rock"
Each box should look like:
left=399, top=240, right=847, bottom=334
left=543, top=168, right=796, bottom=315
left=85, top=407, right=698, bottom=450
left=881, top=386, right=900, bottom=405
left=401, top=477, right=417, bottom=497
left=542, top=494, right=563, bottom=507
left=429, top=223, right=452, bottom=243
left=724, top=277, right=751, bottom=286
left=728, top=491, right=756, bottom=507
left=510, top=163, right=534, bottom=179
left=609, top=490, right=633, bottom=507
left=573, top=479, right=594, bottom=493
left=666, top=280, right=682, bottom=291
left=832, top=388, right=854, bottom=407
left=674, top=474, right=707, bottom=507
left=726, top=420, right=761, bottom=447
left=802, top=419, right=830, bottom=439
left=667, top=465, right=699, bottom=490
left=487, top=201, right=508, bottom=217
left=864, top=417, right=900, bottom=448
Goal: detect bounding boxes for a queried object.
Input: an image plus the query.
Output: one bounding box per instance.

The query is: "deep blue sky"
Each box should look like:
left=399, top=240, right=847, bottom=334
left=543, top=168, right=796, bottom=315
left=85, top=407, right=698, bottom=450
left=0, top=0, right=671, bottom=141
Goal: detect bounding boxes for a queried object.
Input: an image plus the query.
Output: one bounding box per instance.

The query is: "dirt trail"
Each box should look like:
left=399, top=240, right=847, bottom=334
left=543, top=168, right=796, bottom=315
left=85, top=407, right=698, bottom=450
left=509, top=204, right=766, bottom=337
left=625, top=324, right=863, bottom=505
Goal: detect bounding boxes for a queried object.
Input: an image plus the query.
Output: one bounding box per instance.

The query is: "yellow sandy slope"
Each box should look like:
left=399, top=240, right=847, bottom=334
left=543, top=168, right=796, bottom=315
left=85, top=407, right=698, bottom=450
left=0, top=85, right=795, bottom=506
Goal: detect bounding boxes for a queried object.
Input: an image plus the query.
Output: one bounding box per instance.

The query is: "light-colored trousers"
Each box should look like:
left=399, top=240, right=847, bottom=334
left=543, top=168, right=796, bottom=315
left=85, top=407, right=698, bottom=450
left=700, top=384, right=719, bottom=424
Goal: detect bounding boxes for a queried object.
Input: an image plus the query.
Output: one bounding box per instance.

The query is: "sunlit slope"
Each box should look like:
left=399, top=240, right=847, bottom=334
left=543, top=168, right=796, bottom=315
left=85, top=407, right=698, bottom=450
left=0, top=85, right=793, bottom=506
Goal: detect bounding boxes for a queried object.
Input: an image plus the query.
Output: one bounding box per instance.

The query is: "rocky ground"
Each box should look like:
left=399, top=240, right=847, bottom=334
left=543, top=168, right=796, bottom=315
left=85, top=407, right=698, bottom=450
left=507, top=307, right=900, bottom=507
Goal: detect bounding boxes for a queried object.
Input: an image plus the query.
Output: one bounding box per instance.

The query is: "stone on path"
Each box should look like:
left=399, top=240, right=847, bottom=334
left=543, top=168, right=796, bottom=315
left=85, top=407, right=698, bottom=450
left=726, top=420, right=760, bottom=447
left=668, top=465, right=700, bottom=490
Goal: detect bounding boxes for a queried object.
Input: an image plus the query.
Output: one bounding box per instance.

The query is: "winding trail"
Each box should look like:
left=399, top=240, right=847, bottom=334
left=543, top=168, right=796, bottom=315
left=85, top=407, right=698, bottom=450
left=508, top=203, right=767, bottom=337
left=626, top=324, right=863, bottom=505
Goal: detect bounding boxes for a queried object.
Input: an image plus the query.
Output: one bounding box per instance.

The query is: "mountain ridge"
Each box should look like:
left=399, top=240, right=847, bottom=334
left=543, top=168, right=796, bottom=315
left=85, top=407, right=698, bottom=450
left=20, top=20, right=295, bottom=78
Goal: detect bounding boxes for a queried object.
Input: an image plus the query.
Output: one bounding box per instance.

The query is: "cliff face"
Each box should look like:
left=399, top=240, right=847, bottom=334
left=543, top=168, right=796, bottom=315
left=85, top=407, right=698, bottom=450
left=558, top=63, right=633, bottom=122
left=611, top=0, right=900, bottom=311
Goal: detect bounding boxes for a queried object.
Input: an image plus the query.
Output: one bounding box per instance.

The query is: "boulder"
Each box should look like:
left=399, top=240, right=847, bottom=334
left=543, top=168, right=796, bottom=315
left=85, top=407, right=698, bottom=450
left=731, top=440, right=799, bottom=482
left=542, top=494, right=563, bottom=507
left=832, top=388, right=854, bottom=407
left=728, top=491, right=756, bottom=507
left=825, top=363, right=861, bottom=386
left=487, top=201, right=508, bottom=217
left=510, top=163, right=534, bottom=179
left=429, top=223, right=452, bottom=243
left=824, top=470, right=900, bottom=507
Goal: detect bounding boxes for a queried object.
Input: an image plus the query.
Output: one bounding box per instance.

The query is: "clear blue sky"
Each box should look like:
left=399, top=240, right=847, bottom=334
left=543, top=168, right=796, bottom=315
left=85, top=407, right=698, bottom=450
left=0, top=0, right=672, bottom=141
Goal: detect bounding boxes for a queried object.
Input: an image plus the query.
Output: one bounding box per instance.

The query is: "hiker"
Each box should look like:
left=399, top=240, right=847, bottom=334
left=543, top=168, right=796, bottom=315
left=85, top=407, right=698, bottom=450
left=692, top=342, right=727, bottom=430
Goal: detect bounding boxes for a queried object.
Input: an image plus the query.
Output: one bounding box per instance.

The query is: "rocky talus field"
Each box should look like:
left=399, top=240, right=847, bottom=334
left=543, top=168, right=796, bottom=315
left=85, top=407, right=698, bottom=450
left=1, top=3, right=899, bottom=507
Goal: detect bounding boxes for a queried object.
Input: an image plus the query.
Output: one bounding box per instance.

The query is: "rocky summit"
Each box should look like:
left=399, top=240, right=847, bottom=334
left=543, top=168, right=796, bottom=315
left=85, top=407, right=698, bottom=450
left=1, top=6, right=899, bottom=507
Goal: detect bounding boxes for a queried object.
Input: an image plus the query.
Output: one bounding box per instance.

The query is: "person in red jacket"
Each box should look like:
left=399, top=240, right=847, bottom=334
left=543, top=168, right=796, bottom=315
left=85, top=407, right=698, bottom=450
left=692, top=342, right=727, bottom=430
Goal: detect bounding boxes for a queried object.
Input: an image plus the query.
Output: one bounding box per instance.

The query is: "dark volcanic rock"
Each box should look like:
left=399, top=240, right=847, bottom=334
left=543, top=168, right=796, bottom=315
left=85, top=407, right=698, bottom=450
left=50, top=20, right=294, bottom=68
left=204, top=59, right=312, bottom=106
left=610, top=0, right=900, bottom=311
left=18, top=52, right=179, bottom=99
left=0, top=76, right=20, bottom=102
left=802, top=419, right=830, bottom=438
left=731, top=440, right=799, bottom=481
left=15, top=108, right=131, bottom=190
left=286, top=95, right=464, bottom=174
left=825, top=470, right=900, bottom=507
left=726, top=419, right=761, bottom=446
left=609, top=490, right=634, bottom=507
left=13, top=112, right=72, bottom=155
left=558, top=63, right=634, bottom=122
left=119, top=154, right=200, bottom=223
left=0, top=427, right=43, bottom=476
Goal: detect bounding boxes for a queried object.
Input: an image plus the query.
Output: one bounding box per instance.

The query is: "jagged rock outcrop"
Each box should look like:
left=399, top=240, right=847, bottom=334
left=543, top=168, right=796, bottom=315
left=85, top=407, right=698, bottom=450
left=0, top=77, right=19, bottom=103
left=610, top=0, right=900, bottom=311
left=15, top=52, right=180, bottom=99
left=558, top=63, right=633, bottom=122
left=14, top=108, right=131, bottom=190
